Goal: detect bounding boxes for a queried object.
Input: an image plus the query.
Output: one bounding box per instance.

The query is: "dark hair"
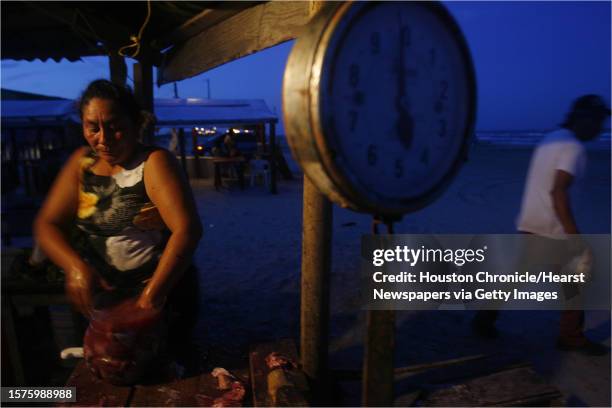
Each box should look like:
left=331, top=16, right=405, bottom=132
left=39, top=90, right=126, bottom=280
left=561, top=94, right=610, bottom=129
left=78, top=79, right=142, bottom=125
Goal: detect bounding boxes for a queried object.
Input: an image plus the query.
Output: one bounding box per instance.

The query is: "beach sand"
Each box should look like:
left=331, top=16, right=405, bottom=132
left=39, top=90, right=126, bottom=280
left=191, top=143, right=610, bottom=406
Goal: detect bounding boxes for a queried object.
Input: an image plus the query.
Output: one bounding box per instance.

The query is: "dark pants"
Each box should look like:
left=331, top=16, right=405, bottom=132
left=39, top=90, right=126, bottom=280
left=166, top=264, right=200, bottom=354
left=475, top=233, right=586, bottom=345
left=475, top=309, right=585, bottom=344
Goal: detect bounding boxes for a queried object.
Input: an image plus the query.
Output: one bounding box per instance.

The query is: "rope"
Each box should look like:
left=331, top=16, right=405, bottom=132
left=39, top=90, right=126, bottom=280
left=118, top=0, right=152, bottom=58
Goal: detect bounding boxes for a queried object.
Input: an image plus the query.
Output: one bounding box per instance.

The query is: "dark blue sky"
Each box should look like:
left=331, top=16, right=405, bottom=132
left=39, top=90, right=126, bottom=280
left=1, top=1, right=610, bottom=132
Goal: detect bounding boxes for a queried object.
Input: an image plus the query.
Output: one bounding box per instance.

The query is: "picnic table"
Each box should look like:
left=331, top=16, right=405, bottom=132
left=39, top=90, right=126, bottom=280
left=212, top=156, right=246, bottom=191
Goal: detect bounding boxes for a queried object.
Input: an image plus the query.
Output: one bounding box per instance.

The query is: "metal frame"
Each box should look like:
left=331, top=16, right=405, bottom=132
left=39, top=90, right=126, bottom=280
left=283, top=1, right=477, bottom=217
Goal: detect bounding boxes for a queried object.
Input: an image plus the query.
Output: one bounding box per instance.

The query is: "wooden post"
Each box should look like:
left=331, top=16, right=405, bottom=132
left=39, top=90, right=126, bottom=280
left=269, top=122, right=277, bottom=194
left=34, top=128, right=44, bottom=193
left=300, top=176, right=332, bottom=401
left=10, top=128, right=19, bottom=187
left=191, top=128, right=201, bottom=178
left=59, top=125, right=66, bottom=149
left=362, top=310, right=395, bottom=406
left=178, top=128, right=188, bottom=177
left=133, top=61, right=154, bottom=144
left=108, top=54, right=127, bottom=86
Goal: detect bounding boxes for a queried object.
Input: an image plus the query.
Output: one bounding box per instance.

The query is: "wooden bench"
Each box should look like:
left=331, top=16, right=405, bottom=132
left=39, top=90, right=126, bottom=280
left=394, top=355, right=564, bottom=406
left=63, top=361, right=250, bottom=407
left=419, top=365, right=564, bottom=406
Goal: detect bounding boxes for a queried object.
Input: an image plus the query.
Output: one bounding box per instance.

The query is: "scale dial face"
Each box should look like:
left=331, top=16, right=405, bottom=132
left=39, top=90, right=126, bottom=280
left=284, top=2, right=476, bottom=216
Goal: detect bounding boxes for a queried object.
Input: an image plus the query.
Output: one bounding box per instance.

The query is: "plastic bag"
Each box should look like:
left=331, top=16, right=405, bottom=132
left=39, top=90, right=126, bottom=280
left=83, top=297, right=166, bottom=385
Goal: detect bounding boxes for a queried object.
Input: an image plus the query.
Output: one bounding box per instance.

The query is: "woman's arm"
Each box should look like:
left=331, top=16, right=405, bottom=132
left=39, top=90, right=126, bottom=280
left=34, top=147, right=97, bottom=315
left=139, top=149, right=203, bottom=309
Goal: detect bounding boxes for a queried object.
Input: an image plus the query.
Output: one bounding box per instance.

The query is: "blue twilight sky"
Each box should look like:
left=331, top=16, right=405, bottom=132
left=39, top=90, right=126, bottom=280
left=1, top=1, right=610, bottom=133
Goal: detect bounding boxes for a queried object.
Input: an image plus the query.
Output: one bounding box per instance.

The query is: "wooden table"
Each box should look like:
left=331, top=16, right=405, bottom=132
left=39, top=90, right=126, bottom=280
left=63, top=361, right=251, bottom=407
left=212, top=156, right=246, bottom=191
left=2, top=274, right=70, bottom=385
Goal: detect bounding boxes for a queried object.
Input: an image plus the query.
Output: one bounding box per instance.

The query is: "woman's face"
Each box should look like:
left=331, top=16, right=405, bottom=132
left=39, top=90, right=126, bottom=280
left=82, top=98, right=139, bottom=166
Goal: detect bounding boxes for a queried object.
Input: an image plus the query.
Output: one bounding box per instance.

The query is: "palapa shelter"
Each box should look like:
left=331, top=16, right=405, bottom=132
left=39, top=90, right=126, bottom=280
left=1, top=96, right=280, bottom=187
left=2, top=1, right=319, bottom=82
left=1, top=91, right=83, bottom=195
left=2, top=1, right=317, bottom=193
left=2, top=0, right=333, bottom=398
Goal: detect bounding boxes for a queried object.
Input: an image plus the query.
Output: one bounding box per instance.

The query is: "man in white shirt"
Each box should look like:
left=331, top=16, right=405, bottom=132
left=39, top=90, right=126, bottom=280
left=473, top=95, right=610, bottom=356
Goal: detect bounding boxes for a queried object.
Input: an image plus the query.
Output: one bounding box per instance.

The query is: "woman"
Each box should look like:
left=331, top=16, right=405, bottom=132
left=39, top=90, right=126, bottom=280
left=34, top=80, right=203, bottom=364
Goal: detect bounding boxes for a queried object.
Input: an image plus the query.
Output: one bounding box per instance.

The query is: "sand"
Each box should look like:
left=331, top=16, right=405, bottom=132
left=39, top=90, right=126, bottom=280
left=191, top=143, right=610, bottom=406
left=4, top=142, right=608, bottom=404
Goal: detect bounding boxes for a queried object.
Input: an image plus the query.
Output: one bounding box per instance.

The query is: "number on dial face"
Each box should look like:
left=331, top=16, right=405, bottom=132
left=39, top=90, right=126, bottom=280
left=321, top=2, right=469, bottom=201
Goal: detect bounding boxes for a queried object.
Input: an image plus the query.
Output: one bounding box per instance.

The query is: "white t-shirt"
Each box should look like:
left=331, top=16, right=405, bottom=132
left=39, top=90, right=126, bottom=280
left=516, top=128, right=586, bottom=238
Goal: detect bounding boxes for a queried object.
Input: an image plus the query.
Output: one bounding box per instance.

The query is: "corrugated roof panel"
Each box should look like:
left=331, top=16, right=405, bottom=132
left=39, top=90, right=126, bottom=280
left=1, top=98, right=277, bottom=126
left=1, top=100, right=78, bottom=125
left=154, top=98, right=277, bottom=126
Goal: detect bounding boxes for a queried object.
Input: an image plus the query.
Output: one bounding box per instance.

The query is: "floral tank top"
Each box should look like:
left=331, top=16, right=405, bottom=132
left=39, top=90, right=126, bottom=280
left=76, top=146, right=168, bottom=287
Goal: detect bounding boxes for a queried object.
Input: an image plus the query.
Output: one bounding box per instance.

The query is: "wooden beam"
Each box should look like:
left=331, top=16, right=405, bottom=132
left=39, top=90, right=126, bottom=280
left=362, top=310, right=395, bottom=406
left=108, top=54, right=127, bottom=86
left=158, top=1, right=314, bottom=84
left=152, top=4, right=260, bottom=51
left=133, top=61, right=154, bottom=144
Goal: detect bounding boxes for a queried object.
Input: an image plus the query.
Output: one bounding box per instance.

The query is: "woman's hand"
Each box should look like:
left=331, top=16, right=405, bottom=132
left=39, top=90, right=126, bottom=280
left=65, top=264, right=96, bottom=317
left=136, top=289, right=166, bottom=311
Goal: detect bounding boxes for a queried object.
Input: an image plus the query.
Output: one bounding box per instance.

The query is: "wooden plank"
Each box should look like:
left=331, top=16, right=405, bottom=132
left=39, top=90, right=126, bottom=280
left=130, top=374, right=200, bottom=407
left=330, top=353, right=488, bottom=381
left=249, top=339, right=309, bottom=407
left=420, top=366, right=563, bottom=406
left=11, top=293, right=68, bottom=306
left=399, top=354, right=529, bottom=389
left=129, top=368, right=250, bottom=407
left=62, top=360, right=132, bottom=407
left=152, top=4, right=260, bottom=51
left=158, top=1, right=314, bottom=84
